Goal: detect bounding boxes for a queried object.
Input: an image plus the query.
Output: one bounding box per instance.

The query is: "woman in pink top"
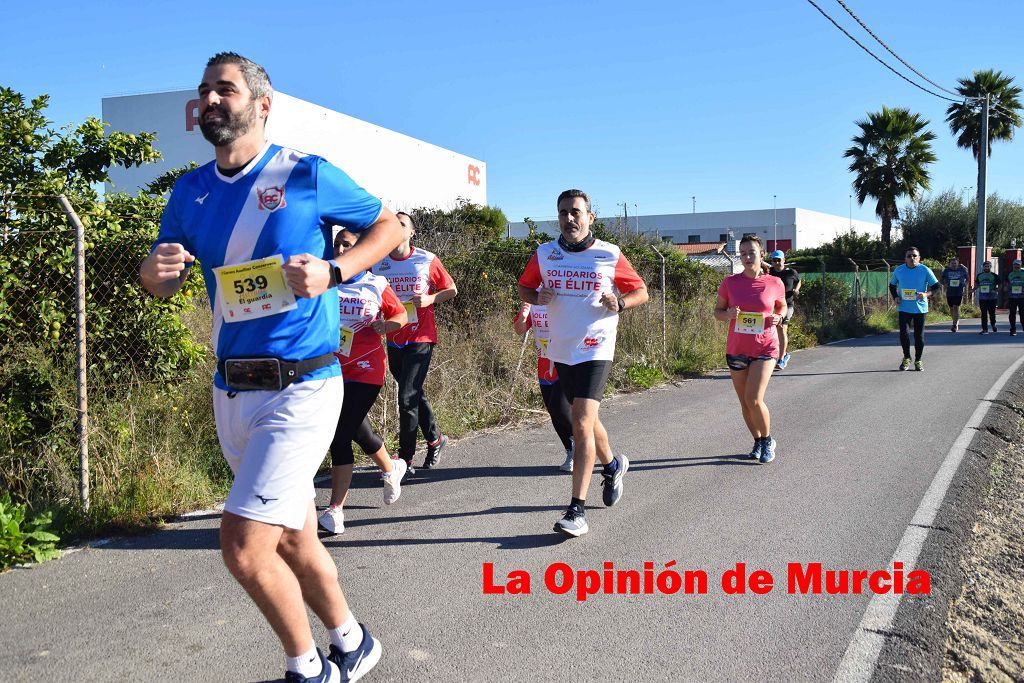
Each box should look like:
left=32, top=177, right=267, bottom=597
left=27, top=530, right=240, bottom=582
left=714, top=234, right=787, bottom=464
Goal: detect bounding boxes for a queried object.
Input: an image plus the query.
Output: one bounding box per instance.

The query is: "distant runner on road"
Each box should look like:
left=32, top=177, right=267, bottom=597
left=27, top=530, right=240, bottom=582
left=940, top=257, right=969, bottom=333
left=319, top=229, right=409, bottom=536
left=974, top=260, right=1000, bottom=334
left=889, top=247, right=940, bottom=371
left=768, top=249, right=800, bottom=370
left=514, top=301, right=575, bottom=471
left=518, top=188, right=649, bottom=538
left=715, top=234, right=787, bottom=464
left=1005, top=258, right=1024, bottom=336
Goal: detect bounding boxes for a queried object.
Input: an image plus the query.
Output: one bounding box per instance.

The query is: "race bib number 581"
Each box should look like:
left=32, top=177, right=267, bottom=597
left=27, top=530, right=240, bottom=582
left=214, top=255, right=297, bottom=323
left=735, top=312, right=765, bottom=335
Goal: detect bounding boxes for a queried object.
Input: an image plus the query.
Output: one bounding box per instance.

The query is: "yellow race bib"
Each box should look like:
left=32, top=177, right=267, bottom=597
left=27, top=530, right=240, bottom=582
left=338, top=325, right=355, bottom=357
left=901, top=288, right=918, bottom=301
left=948, top=279, right=960, bottom=288
left=403, top=301, right=419, bottom=324
left=735, top=312, right=765, bottom=335
left=980, top=285, right=992, bottom=294
left=537, top=337, right=550, bottom=359
left=1013, top=286, right=1023, bottom=295
left=214, top=255, right=297, bottom=323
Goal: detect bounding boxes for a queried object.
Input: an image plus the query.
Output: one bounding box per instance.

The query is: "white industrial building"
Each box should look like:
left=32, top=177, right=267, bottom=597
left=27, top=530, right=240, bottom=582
left=509, top=208, right=881, bottom=253
left=102, top=90, right=487, bottom=211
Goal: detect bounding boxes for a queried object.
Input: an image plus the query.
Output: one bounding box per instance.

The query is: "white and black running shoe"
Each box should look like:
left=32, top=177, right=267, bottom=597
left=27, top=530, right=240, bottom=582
left=554, top=506, right=588, bottom=537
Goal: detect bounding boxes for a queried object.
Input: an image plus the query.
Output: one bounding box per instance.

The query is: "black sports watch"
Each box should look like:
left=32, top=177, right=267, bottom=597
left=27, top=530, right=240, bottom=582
left=616, top=296, right=626, bottom=312
left=328, top=259, right=344, bottom=287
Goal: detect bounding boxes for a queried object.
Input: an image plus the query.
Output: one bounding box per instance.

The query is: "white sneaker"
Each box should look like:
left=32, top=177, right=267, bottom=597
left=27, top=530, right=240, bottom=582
left=559, top=438, right=574, bottom=472
left=318, top=505, right=345, bottom=535
left=554, top=506, right=588, bottom=537
left=382, top=458, right=407, bottom=505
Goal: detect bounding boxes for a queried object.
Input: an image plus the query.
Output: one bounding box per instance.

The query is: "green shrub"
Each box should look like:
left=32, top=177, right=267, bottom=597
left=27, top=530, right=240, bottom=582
left=626, top=356, right=663, bottom=390
left=0, top=494, right=60, bottom=569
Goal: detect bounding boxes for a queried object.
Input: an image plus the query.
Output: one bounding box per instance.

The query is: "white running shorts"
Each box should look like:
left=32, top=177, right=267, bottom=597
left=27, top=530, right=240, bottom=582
left=214, top=376, right=343, bottom=530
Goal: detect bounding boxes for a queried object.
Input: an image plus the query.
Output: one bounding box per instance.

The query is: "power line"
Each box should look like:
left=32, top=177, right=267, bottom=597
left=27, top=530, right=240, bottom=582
left=832, top=0, right=968, bottom=99
left=805, top=0, right=962, bottom=103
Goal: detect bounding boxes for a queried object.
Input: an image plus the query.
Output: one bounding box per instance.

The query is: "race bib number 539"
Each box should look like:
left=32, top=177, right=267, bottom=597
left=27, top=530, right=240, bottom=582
left=214, top=255, right=297, bottom=323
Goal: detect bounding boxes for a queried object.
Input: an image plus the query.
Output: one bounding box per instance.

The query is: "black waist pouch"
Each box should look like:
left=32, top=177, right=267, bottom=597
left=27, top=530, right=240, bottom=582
left=218, top=353, right=337, bottom=391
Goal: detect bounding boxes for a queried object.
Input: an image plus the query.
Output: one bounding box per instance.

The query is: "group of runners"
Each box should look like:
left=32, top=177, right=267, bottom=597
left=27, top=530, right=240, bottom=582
left=137, top=52, right=1022, bottom=683
left=890, top=251, right=1024, bottom=373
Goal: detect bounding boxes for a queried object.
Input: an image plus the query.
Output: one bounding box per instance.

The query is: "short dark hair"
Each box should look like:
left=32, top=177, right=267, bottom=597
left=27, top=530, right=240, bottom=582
left=739, top=234, right=763, bottom=252
left=395, top=211, right=417, bottom=230
left=206, top=52, right=273, bottom=99
left=557, top=189, right=591, bottom=213
left=905, top=247, right=921, bottom=256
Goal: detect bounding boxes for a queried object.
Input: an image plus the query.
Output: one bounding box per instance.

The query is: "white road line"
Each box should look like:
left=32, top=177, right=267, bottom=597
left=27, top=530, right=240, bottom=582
left=833, top=350, right=1024, bottom=682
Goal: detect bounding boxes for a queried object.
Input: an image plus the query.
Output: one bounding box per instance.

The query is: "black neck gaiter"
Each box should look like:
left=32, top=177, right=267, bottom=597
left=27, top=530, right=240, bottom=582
left=558, top=232, right=596, bottom=252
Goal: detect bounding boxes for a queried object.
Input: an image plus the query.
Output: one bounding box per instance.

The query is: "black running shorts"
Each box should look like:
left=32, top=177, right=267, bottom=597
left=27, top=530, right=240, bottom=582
left=553, top=360, right=612, bottom=402
left=946, top=295, right=963, bottom=307
left=726, top=353, right=776, bottom=371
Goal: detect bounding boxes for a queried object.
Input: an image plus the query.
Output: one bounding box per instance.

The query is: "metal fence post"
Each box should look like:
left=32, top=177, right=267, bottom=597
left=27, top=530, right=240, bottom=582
left=57, top=195, right=89, bottom=512
left=847, top=258, right=860, bottom=316
left=882, top=259, right=892, bottom=310
left=651, top=244, right=667, bottom=358
left=819, top=257, right=827, bottom=329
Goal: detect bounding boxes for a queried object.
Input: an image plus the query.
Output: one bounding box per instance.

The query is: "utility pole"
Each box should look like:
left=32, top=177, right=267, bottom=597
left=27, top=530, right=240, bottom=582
left=692, top=196, right=695, bottom=214
left=773, top=194, right=777, bottom=250
left=634, top=203, right=639, bottom=235
left=975, top=94, right=990, bottom=281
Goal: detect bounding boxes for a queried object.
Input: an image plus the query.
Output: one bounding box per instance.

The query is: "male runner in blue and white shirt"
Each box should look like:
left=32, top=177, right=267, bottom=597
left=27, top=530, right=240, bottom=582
left=140, top=52, right=403, bottom=683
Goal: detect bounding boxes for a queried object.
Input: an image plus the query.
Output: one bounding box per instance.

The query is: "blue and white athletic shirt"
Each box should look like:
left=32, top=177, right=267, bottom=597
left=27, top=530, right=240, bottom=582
left=890, top=264, right=939, bottom=314
left=154, top=142, right=383, bottom=390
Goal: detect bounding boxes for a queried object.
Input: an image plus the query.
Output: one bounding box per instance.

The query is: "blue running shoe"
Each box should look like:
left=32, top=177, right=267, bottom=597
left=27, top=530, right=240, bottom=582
left=748, top=440, right=762, bottom=460
left=328, top=624, right=382, bottom=683
left=602, top=453, right=629, bottom=506
left=759, top=437, right=777, bottom=464
left=778, top=353, right=791, bottom=370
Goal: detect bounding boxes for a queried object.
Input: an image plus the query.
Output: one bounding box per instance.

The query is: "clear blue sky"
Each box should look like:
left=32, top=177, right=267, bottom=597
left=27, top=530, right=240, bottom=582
left=4, top=1, right=1023, bottom=225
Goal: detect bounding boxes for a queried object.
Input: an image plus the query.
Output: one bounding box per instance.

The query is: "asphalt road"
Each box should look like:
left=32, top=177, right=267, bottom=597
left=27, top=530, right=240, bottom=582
left=2, top=319, right=1023, bottom=682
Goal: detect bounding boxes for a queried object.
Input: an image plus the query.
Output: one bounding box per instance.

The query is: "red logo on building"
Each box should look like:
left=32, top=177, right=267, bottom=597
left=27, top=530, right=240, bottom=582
left=185, top=99, right=200, bottom=132
left=257, top=186, right=287, bottom=211
left=467, top=164, right=481, bottom=186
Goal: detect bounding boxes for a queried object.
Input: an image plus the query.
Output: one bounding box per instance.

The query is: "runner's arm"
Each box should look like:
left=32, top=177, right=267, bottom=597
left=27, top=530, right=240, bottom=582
left=714, top=292, right=739, bottom=321
left=513, top=303, right=532, bottom=335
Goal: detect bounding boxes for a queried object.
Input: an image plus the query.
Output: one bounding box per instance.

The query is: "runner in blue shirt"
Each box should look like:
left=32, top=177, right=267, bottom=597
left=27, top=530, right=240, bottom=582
left=888, top=247, right=940, bottom=371
left=140, top=53, right=403, bottom=683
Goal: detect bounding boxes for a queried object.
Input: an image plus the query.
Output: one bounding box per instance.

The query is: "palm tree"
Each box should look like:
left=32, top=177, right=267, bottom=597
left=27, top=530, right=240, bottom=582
left=843, top=106, right=937, bottom=247
left=945, top=69, right=1022, bottom=159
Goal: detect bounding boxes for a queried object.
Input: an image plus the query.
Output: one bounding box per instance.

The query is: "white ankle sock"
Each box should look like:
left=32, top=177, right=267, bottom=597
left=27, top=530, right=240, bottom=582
left=286, top=645, right=322, bottom=678
left=329, top=614, right=362, bottom=652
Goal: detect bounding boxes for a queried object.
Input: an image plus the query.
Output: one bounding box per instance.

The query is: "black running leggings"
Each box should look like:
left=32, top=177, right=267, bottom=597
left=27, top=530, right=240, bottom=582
left=1009, top=299, right=1024, bottom=330
left=980, top=299, right=998, bottom=330
left=540, top=381, right=573, bottom=452
left=898, top=312, right=926, bottom=361
left=387, top=342, right=441, bottom=458
left=329, top=381, right=385, bottom=467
